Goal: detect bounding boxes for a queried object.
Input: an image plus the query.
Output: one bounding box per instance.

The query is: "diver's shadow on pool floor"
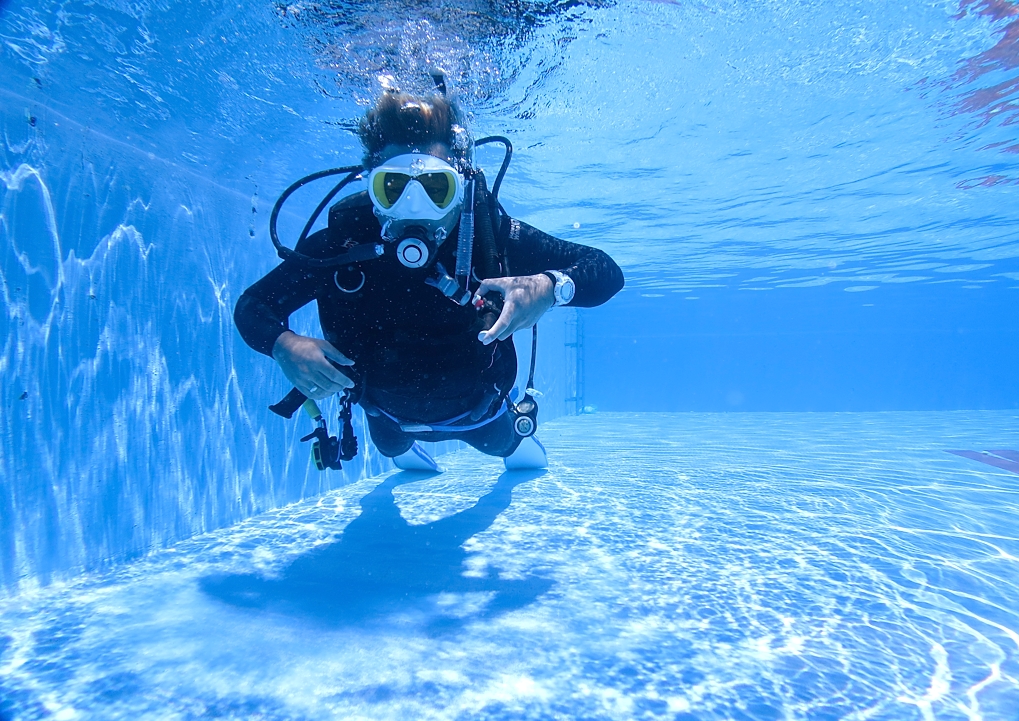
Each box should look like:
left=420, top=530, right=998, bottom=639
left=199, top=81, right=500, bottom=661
left=200, top=469, right=553, bottom=633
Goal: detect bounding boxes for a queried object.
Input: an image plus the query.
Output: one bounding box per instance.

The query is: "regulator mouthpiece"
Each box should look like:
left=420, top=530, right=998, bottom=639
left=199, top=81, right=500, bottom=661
left=396, top=235, right=431, bottom=268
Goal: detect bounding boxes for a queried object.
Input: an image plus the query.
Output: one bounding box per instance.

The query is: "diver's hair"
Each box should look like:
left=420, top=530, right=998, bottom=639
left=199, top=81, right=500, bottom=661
left=358, top=91, right=470, bottom=168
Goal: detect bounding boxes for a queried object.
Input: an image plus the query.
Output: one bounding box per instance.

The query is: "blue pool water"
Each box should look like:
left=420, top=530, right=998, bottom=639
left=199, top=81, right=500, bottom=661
left=3, top=0, right=1019, bottom=718
left=3, top=414, right=1019, bottom=719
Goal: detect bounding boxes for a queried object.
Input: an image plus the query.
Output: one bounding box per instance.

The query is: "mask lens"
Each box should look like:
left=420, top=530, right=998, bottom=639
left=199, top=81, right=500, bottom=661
left=370, top=161, right=460, bottom=210
left=417, top=172, right=456, bottom=208
left=373, top=172, right=412, bottom=209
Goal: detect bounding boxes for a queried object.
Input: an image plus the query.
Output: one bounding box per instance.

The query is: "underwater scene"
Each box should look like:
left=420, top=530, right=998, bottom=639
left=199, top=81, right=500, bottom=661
left=2, top=0, right=1019, bottom=718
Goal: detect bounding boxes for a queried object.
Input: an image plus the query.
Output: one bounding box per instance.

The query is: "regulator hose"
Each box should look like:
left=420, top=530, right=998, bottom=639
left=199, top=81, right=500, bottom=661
left=474, top=136, right=513, bottom=205
left=268, top=165, right=383, bottom=268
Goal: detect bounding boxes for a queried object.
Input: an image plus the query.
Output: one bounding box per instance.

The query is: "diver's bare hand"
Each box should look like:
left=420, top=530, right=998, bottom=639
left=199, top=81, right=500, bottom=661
left=272, top=331, right=354, bottom=400
left=474, top=274, right=555, bottom=345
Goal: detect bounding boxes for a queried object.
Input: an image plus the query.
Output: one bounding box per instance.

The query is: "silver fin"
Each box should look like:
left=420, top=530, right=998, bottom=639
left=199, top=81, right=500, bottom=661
left=393, top=442, right=440, bottom=472
left=504, top=436, right=547, bottom=471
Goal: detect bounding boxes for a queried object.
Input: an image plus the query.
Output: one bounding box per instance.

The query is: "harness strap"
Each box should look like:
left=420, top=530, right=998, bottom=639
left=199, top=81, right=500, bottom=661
left=381, top=398, right=509, bottom=434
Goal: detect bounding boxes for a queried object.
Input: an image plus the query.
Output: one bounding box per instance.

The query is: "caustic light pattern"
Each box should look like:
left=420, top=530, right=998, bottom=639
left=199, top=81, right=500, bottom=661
left=1, top=413, right=1017, bottom=720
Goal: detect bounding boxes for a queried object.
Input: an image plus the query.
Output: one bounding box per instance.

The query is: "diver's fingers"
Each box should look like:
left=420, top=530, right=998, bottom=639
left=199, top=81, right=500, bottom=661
left=303, top=386, right=329, bottom=401
left=320, top=341, right=354, bottom=367
left=313, top=369, right=347, bottom=392
left=317, top=347, right=354, bottom=384
left=479, top=301, right=516, bottom=345
left=300, top=376, right=330, bottom=400
left=494, top=309, right=525, bottom=341
left=307, top=370, right=347, bottom=399
left=495, top=322, right=520, bottom=342
left=474, top=277, right=509, bottom=301
left=316, top=360, right=354, bottom=390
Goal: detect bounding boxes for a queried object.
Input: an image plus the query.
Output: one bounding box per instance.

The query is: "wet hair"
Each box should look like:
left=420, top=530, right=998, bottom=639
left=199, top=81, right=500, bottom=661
left=358, top=91, right=471, bottom=169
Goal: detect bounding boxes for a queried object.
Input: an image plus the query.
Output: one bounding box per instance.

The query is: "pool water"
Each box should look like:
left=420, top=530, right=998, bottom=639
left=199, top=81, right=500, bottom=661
left=2, top=413, right=1018, bottom=720
left=3, top=0, right=1019, bottom=718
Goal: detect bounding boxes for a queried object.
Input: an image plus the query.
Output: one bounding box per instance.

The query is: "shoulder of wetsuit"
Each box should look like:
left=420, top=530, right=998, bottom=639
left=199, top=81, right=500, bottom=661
left=291, top=191, right=374, bottom=260
left=494, top=203, right=511, bottom=243
left=493, top=202, right=515, bottom=262
left=293, top=227, right=335, bottom=257
left=327, top=190, right=376, bottom=238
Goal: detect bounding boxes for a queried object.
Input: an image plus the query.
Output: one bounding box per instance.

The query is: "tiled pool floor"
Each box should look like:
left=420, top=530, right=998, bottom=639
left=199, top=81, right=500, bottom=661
left=2, top=412, right=1018, bottom=720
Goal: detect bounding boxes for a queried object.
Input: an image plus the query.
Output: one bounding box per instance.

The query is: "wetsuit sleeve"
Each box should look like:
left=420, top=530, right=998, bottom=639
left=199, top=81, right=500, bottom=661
left=233, top=229, right=336, bottom=356
left=500, top=215, right=625, bottom=307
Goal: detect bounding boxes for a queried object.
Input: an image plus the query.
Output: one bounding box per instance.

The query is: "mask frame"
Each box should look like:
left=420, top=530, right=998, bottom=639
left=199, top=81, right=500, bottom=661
left=266, top=136, right=512, bottom=269
left=367, top=153, right=466, bottom=248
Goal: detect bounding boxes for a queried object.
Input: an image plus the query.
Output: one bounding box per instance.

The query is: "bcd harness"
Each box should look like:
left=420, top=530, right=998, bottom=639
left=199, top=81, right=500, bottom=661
left=266, top=137, right=541, bottom=471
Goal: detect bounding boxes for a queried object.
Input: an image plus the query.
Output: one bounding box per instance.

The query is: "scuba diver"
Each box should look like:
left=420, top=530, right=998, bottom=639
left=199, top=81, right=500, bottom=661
left=234, top=85, right=624, bottom=472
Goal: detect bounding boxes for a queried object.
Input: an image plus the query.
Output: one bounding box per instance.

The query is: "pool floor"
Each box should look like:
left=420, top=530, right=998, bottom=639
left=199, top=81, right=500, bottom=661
left=1, top=412, right=1018, bottom=720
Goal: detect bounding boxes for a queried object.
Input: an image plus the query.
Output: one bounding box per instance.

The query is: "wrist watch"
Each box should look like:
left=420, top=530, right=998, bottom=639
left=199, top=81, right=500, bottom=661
left=542, top=270, right=576, bottom=307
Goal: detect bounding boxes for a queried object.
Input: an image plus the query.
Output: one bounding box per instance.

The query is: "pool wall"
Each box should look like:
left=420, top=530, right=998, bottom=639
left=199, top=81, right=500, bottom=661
left=583, top=284, right=1019, bottom=413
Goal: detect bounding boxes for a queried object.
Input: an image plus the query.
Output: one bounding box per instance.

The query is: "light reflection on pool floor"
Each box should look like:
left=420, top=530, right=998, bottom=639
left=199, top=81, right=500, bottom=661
left=2, top=412, right=1018, bottom=720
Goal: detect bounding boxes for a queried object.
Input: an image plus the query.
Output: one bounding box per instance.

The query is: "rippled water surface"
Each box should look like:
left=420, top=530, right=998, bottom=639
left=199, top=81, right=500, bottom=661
left=5, top=0, right=1019, bottom=287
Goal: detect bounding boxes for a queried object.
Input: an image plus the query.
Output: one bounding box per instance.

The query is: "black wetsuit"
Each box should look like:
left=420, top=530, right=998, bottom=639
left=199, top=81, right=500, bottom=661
left=234, top=188, right=624, bottom=457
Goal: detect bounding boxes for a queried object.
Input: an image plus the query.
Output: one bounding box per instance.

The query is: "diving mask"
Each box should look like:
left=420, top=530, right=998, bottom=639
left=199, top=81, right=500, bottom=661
left=367, top=153, right=465, bottom=267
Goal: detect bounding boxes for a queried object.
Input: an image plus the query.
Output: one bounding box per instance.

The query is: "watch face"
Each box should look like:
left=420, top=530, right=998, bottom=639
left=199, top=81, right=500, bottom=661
left=561, top=278, right=576, bottom=303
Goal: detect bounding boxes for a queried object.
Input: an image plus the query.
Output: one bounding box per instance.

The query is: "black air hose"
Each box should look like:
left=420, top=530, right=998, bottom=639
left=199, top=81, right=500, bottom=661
left=472, top=171, right=502, bottom=280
